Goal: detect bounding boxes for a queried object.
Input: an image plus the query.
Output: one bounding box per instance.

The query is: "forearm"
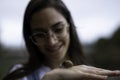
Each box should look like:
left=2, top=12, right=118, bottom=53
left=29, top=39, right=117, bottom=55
left=42, top=72, right=60, bottom=80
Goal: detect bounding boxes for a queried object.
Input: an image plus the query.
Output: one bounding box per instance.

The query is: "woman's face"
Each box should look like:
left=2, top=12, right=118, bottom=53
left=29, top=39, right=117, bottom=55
left=30, top=8, right=70, bottom=61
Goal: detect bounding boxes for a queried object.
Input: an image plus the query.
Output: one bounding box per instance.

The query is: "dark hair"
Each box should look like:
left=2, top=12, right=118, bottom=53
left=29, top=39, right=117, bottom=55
left=3, top=0, right=87, bottom=80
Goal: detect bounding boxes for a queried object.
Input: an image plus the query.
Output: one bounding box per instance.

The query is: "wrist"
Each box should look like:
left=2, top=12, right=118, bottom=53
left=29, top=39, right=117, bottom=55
left=42, top=71, right=60, bottom=80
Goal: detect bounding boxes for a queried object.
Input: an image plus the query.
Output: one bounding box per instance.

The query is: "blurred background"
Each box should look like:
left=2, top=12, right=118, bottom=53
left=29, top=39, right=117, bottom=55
left=0, top=0, right=120, bottom=80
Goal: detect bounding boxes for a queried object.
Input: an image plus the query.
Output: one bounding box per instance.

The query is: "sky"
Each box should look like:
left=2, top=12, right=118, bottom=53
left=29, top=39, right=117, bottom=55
left=0, top=0, right=120, bottom=47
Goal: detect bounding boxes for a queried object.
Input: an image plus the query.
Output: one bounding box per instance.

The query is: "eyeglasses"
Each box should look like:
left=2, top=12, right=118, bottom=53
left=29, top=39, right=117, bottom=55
left=29, top=23, right=69, bottom=45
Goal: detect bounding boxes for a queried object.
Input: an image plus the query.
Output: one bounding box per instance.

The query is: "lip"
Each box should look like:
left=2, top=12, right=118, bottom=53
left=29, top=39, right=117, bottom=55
left=45, top=44, right=62, bottom=53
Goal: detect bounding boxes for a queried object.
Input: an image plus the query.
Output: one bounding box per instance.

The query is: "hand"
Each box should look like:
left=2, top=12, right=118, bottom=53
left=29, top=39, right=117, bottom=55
left=42, top=62, right=120, bottom=80
left=68, top=65, right=120, bottom=80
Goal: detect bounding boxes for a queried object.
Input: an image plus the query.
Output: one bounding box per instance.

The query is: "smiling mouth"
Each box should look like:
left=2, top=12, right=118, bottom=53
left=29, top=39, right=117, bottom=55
left=46, top=44, right=62, bottom=53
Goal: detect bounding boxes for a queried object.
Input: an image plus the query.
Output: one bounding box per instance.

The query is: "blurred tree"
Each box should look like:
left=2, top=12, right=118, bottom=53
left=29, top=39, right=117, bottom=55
left=0, top=43, right=28, bottom=80
left=83, top=26, right=120, bottom=80
left=87, top=26, right=120, bottom=70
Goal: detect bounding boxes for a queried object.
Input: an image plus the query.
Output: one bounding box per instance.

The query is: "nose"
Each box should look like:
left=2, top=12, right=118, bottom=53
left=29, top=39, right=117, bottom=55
left=47, top=31, right=58, bottom=46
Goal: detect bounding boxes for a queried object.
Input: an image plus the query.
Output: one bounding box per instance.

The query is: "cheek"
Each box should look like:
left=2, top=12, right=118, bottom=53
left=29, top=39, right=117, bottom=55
left=37, top=43, right=45, bottom=52
left=60, top=29, right=70, bottom=45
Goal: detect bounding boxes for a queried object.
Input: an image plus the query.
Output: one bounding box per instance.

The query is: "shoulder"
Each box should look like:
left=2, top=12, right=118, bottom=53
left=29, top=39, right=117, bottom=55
left=9, top=64, right=23, bottom=73
left=9, top=64, right=27, bottom=80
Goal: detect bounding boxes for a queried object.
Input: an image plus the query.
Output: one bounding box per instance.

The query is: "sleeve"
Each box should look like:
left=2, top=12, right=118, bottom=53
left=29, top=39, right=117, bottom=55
left=9, top=64, right=28, bottom=80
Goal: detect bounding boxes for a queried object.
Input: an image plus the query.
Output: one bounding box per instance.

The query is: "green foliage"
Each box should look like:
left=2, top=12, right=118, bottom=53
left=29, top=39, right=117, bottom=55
left=84, top=27, right=120, bottom=80
left=0, top=44, right=28, bottom=80
left=89, top=28, right=120, bottom=70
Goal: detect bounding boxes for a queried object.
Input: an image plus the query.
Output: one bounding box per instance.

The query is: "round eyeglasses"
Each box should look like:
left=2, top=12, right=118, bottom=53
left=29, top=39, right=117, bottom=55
left=29, top=23, right=69, bottom=45
left=29, top=31, right=48, bottom=45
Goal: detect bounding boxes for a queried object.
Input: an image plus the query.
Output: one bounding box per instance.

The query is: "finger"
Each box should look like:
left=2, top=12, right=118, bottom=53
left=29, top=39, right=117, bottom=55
left=69, top=67, right=108, bottom=80
left=84, top=69, right=120, bottom=77
left=78, top=72, right=108, bottom=80
left=79, top=65, right=110, bottom=71
left=59, top=69, right=108, bottom=80
left=84, top=66, right=120, bottom=76
left=100, top=70, right=120, bottom=76
left=74, top=65, right=120, bottom=76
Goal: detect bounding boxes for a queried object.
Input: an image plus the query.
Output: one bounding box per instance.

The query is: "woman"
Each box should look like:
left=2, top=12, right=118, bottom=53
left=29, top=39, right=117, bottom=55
left=3, top=0, right=120, bottom=80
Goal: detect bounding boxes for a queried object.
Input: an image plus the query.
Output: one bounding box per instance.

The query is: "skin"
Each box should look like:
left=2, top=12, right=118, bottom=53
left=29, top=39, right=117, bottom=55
left=30, top=7, right=70, bottom=68
left=30, top=8, right=120, bottom=80
left=42, top=63, right=120, bottom=80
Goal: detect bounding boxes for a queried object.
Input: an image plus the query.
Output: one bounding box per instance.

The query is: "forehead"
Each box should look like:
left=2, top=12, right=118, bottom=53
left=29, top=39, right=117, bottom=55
left=30, top=7, right=68, bottom=30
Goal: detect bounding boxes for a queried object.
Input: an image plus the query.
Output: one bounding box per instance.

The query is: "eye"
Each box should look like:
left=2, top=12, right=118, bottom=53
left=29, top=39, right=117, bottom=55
left=53, top=24, right=64, bottom=33
left=33, top=32, right=46, bottom=39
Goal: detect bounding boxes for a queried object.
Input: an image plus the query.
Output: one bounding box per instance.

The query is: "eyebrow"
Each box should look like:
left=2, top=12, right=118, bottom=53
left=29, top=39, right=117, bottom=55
left=32, top=21, right=64, bottom=32
left=32, top=28, right=45, bottom=33
left=51, top=22, right=63, bottom=28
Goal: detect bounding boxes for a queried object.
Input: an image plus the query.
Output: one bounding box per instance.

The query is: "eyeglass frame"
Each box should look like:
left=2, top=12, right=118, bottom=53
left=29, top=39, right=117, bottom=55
left=29, top=23, right=69, bottom=45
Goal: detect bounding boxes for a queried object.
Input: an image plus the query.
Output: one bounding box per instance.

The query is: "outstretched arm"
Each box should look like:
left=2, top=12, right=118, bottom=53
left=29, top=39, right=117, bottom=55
left=42, top=61, right=120, bottom=80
